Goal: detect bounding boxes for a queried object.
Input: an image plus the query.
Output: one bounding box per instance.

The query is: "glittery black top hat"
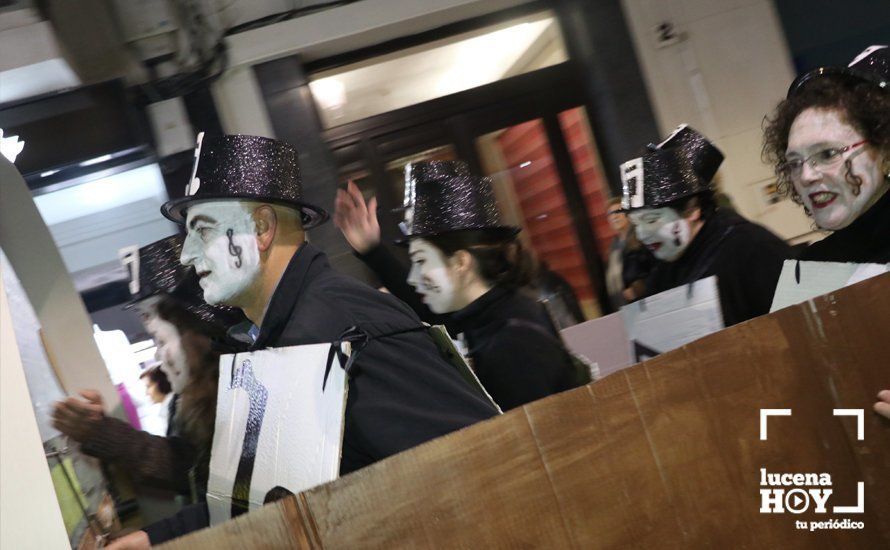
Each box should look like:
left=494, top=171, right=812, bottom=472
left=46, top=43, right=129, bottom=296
left=621, top=125, right=721, bottom=210
left=788, top=45, right=889, bottom=98
left=399, top=160, right=518, bottom=240
left=120, top=235, right=189, bottom=304
left=161, top=133, right=329, bottom=228
left=652, top=124, right=724, bottom=183
left=120, top=235, right=245, bottom=331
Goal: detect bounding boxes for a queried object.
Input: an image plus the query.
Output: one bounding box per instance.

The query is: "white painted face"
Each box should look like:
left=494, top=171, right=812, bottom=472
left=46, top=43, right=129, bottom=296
left=148, top=317, right=189, bottom=395
left=406, top=239, right=460, bottom=314
left=786, top=108, right=887, bottom=231
left=629, top=207, right=693, bottom=262
left=180, top=201, right=261, bottom=306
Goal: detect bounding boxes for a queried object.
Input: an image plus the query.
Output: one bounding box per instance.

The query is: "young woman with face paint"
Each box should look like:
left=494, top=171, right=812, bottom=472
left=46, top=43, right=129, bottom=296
left=336, top=166, right=585, bottom=411
left=764, top=45, right=890, bottom=421
left=622, top=128, right=792, bottom=327
left=52, top=293, right=234, bottom=504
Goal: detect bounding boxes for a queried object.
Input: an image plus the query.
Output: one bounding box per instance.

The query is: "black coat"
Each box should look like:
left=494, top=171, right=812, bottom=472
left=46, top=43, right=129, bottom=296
left=358, top=245, right=581, bottom=411
left=799, top=190, right=890, bottom=264
left=145, top=243, right=497, bottom=544
left=645, top=209, right=792, bottom=327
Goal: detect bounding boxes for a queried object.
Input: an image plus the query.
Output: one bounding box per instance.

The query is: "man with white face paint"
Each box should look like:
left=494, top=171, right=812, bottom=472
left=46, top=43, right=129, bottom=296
left=117, top=135, right=497, bottom=548
left=621, top=125, right=791, bottom=326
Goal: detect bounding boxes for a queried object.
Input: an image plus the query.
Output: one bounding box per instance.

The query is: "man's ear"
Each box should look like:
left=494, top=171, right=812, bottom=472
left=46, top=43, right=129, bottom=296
left=684, top=205, right=702, bottom=224
left=253, top=205, right=277, bottom=252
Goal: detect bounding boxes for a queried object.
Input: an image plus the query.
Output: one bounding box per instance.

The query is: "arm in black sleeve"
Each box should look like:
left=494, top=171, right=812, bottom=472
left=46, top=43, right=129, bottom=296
left=355, top=244, right=447, bottom=325
left=473, top=326, right=575, bottom=411
left=342, top=329, right=498, bottom=473
left=144, top=503, right=210, bottom=545
left=80, top=416, right=195, bottom=494
left=738, top=233, right=792, bottom=321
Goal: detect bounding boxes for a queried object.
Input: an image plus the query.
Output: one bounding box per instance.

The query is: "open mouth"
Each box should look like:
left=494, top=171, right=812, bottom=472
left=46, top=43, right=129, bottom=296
left=197, top=270, right=211, bottom=280
left=645, top=242, right=663, bottom=253
left=808, top=191, right=838, bottom=209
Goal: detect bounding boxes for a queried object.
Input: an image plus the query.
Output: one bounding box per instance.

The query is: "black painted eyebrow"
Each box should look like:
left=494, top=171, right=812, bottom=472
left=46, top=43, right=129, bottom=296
left=188, top=214, right=217, bottom=230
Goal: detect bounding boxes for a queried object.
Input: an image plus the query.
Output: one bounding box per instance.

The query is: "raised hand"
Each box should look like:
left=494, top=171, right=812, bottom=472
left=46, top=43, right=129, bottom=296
left=333, top=181, right=381, bottom=254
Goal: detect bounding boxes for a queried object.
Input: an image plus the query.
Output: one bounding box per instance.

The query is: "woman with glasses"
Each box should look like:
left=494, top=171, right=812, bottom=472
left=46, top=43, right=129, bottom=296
left=763, top=45, right=889, bottom=263
left=764, top=45, right=889, bottom=421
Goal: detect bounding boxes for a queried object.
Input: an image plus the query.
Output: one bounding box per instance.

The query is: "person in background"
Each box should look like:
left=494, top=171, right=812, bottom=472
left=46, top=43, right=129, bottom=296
left=533, top=260, right=585, bottom=330
left=621, top=125, right=792, bottom=326
left=336, top=160, right=585, bottom=411
left=763, top=45, right=889, bottom=419
left=138, top=366, right=173, bottom=436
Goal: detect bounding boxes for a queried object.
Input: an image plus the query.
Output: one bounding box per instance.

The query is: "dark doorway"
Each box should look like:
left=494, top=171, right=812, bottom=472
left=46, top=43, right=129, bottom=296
left=320, top=62, right=616, bottom=317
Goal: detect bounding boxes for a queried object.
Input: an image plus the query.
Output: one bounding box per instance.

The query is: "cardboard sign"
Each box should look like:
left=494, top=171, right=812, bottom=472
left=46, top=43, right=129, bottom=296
left=560, top=313, right=630, bottom=379
left=207, top=344, right=348, bottom=525
left=770, top=260, right=889, bottom=313
left=161, top=274, right=890, bottom=549
left=621, top=276, right=723, bottom=362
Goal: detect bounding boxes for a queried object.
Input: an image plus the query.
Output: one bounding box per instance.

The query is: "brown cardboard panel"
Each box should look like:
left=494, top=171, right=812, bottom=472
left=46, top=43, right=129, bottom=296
left=302, top=407, right=574, bottom=549
left=522, top=381, right=678, bottom=548
left=157, top=496, right=315, bottom=549
left=162, top=274, right=890, bottom=548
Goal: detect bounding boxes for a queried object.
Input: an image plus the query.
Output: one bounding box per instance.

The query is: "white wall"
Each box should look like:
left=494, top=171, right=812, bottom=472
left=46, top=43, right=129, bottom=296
left=1, top=276, right=70, bottom=550
left=0, top=157, right=119, bottom=409
left=620, top=0, right=816, bottom=241
left=210, top=0, right=533, bottom=137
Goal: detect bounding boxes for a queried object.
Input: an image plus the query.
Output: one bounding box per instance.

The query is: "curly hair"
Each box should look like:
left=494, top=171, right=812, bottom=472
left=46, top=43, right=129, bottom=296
left=762, top=77, right=890, bottom=205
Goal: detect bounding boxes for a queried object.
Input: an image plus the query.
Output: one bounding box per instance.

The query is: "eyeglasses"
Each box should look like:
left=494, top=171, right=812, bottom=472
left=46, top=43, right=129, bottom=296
left=780, top=140, right=868, bottom=180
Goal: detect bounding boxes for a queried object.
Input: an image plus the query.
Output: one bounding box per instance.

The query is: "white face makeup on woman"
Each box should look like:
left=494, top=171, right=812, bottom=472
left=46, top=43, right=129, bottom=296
left=148, top=317, right=189, bottom=395
left=785, top=108, right=887, bottom=231
left=406, top=239, right=461, bottom=314
left=629, top=207, right=693, bottom=262
left=180, top=201, right=261, bottom=306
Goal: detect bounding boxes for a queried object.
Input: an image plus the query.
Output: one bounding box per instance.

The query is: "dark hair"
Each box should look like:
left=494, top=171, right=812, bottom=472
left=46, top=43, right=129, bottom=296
left=424, top=229, right=536, bottom=289
left=661, top=190, right=718, bottom=221
left=140, top=366, right=172, bottom=395
left=154, top=296, right=223, bottom=451
left=763, top=77, right=890, bottom=204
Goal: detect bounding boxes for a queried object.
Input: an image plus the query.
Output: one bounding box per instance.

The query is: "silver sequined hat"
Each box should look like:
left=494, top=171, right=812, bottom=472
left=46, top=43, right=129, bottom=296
left=119, top=235, right=189, bottom=304
left=120, top=235, right=246, bottom=330
left=788, top=45, right=889, bottom=98
left=620, top=125, right=721, bottom=210
left=398, top=160, right=519, bottom=241
left=161, top=133, right=329, bottom=228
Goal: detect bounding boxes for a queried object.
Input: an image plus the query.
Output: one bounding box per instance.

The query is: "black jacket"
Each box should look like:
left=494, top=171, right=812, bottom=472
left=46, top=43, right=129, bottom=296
left=146, top=243, right=497, bottom=543
left=799, top=190, right=890, bottom=264
left=645, top=209, right=792, bottom=327
left=357, top=245, right=581, bottom=411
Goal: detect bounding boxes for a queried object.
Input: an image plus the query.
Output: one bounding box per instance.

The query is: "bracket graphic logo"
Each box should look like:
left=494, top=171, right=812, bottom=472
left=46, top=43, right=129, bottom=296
left=758, top=409, right=865, bottom=531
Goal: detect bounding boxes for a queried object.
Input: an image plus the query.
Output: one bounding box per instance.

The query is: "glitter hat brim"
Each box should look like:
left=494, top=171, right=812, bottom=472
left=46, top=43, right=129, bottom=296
left=620, top=186, right=712, bottom=211
left=393, top=225, right=521, bottom=246
left=787, top=66, right=889, bottom=98
left=161, top=194, right=329, bottom=229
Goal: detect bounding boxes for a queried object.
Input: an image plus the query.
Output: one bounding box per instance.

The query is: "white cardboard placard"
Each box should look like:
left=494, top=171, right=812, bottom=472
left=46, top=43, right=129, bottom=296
left=622, top=276, right=724, bottom=363
left=770, top=260, right=889, bottom=313
left=207, top=343, right=347, bottom=525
